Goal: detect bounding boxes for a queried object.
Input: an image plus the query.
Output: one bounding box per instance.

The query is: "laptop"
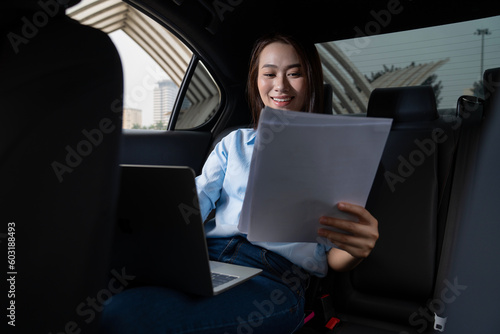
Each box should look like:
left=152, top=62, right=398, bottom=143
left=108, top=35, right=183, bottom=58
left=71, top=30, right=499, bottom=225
left=110, top=164, right=262, bottom=297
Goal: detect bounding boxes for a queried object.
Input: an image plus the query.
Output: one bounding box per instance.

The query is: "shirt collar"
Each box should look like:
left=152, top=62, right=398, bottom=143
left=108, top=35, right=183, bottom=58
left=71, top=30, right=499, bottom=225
left=247, top=129, right=257, bottom=145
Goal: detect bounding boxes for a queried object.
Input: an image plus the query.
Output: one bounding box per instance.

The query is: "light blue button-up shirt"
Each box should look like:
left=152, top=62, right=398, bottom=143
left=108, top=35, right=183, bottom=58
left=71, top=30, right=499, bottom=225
left=195, top=128, right=330, bottom=277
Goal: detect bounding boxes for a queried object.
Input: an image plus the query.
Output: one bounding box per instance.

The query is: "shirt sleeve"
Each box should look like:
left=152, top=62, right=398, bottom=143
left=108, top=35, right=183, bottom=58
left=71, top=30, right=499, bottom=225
left=195, top=133, right=231, bottom=222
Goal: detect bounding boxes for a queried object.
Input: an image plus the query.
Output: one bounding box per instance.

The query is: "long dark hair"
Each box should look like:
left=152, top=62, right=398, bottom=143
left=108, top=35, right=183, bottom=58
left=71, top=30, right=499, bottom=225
left=247, top=33, right=324, bottom=127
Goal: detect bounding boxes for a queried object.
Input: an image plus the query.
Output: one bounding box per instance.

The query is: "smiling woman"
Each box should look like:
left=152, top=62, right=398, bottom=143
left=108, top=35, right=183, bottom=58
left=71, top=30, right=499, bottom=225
left=257, top=42, right=308, bottom=111
left=99, top=31, right=380, bottom=334
left=100, top=32, right=327, bottom=334
left=247, top=33, right=324, bottom=126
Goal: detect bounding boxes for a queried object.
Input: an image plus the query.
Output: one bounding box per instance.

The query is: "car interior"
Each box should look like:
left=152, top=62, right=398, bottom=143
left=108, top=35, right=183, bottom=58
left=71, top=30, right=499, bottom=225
left=1, top=0, right=500, bottom=333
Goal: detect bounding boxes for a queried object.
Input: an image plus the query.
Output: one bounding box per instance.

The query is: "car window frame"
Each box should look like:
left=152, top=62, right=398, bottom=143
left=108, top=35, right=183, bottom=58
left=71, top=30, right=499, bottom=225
left=167, top=54, right=197, bottom=130
left=167, top=54, right=224, bottom=132
left=110, top=0, right=225, bottom=133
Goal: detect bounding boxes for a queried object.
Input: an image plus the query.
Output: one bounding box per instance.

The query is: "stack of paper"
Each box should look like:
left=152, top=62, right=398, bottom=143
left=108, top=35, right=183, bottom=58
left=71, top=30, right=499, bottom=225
left=238, top=107, right=392, bottom=245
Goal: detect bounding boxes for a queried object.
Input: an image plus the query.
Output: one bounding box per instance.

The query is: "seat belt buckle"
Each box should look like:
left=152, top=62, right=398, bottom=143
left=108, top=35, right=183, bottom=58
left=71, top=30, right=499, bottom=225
left=434, top=313, right=447, bottom=332
left=325, top=316, right=340, bottom=330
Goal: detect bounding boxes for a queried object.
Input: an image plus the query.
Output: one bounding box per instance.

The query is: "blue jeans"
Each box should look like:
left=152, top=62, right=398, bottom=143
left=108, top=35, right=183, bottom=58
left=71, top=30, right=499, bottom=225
left=100, top=236, right=310, bottom=334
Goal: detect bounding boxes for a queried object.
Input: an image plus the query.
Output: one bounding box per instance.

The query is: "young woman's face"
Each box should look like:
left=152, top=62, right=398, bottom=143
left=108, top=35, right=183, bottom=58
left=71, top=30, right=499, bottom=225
left=257, top=42, right=307, bottom=112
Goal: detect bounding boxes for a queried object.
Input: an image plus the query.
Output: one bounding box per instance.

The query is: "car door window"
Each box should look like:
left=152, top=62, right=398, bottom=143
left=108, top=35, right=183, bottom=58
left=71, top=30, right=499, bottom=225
left=172, top=60, right=221, bottom=130
left=317, top=15, right=500, bottom=115
left=68, top=0, right=221, bottom=131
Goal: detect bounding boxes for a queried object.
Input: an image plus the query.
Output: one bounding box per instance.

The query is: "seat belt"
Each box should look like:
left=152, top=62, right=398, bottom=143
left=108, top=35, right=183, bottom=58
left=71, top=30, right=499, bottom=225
left=432, top=96, right=484, bottom=332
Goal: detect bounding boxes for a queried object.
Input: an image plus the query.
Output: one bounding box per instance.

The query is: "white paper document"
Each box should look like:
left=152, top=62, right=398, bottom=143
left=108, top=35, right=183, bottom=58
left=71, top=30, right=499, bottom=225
left=238, top=107, right=392, bottom=245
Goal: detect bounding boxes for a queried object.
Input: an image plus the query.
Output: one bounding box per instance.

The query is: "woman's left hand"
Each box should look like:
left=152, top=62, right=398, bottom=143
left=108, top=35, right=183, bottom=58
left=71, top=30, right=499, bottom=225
left=318, top=202, right=379, bottom=259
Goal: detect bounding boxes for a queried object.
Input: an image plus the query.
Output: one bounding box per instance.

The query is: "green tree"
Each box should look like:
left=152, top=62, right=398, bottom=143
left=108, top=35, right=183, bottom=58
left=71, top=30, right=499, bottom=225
left=131, top=123, right=144, bottom=129
left=148, top=121, right=167, bottom=130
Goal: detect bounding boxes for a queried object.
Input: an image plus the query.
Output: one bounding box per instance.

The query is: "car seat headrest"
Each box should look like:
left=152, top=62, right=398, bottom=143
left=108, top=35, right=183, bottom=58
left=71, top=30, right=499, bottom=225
left=367, top=86, right=439, bottom=122
left=483, top=67, right=500, bottom=118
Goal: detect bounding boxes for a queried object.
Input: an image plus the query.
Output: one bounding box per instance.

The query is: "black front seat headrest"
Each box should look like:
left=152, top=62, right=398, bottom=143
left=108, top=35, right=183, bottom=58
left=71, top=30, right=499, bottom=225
left=367, top=86, right=439, bottom=123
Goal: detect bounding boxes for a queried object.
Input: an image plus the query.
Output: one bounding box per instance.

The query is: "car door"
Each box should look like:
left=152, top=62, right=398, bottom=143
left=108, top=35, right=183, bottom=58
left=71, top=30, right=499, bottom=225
left=119, top=55, right=219, bottom=174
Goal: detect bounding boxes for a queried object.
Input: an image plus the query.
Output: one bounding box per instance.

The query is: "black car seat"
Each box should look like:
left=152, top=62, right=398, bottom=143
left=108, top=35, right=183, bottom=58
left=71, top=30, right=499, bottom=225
left=311, top=86, right=461, bottom=333
left=0, top=1, right=123, bottom=332
left=432, top=67, right=499, bottom=333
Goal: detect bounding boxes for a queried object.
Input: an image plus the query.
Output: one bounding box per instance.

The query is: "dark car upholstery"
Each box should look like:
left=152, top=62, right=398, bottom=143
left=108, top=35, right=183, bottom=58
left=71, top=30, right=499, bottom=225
left=119, top=129, right=211, bottom=174
left=0, top=1, right=123, bottom=332
left=432, top=67, right=499, bottom=333
left=311, top=86, right=462, bottom=333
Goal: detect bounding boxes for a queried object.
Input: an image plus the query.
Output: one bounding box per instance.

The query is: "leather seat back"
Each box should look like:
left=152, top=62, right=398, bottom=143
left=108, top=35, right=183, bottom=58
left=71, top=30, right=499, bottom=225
left=0, top=2, right=123, bottom=332
left=329, top=86, right=460, bottom=328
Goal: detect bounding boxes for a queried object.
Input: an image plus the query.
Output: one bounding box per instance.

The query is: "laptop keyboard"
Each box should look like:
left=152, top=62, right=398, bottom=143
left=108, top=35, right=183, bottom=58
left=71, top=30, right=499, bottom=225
left=211, top=272, right=239, bottom=288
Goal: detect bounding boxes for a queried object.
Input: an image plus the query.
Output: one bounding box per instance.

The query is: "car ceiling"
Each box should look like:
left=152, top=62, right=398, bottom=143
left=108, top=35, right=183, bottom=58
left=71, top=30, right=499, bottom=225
left=128, top=0, right=500, bottom=85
